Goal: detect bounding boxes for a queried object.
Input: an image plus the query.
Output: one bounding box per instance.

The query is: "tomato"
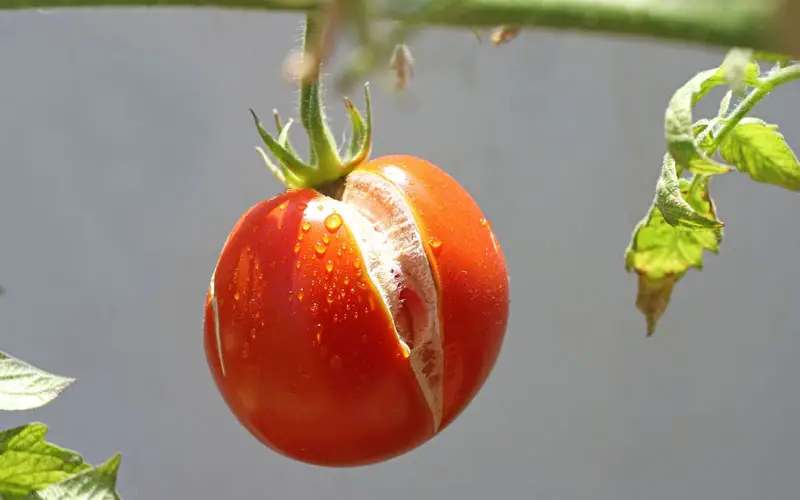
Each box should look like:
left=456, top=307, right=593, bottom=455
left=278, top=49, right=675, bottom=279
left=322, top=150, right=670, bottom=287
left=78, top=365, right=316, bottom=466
left=203, top=154, right=509, bottom=467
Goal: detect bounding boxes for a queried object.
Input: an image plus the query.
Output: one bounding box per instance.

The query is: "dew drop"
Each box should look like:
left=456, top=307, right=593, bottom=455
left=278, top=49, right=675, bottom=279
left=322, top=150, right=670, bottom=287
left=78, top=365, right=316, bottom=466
left=296, top=261, right=301, bottom=269
left=297, top=202, right=308, bottom=211
left=293, top=242, right=301, bottom=253
left=302, top=221, right=311, bottom=232
left=234, top=291, right=241, bottom=300
left=353, top=258, right=362, bottom=269
left=429, top=236, right=443, bottom=250
left=297, top=289, right=305, bottom=301
left=322, top=234, right=330, bottom=244
left=325, top=260, right=334, bottom=273
left=314, top=240, right=327, bottom=256
left=310, top=302, right=320, bottom=313
left=337, top=248, right=343, bottom=257
left=324, top=213, right=343, bottom=233
left=279, top=202, right=287, bottom=210
left=343, top=276, right=350, bottom=285
left=297, top=233, right=304, bottom=241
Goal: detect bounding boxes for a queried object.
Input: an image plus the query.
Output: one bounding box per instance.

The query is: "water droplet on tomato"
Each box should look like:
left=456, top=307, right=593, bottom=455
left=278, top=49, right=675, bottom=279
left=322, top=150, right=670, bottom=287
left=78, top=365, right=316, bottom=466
left=325, top=260, right=334, bottom=273
left=302, top=221, right=311, bottom=231
left=353, top=258, right=361, bottom=269
left=297, top=233, right=304, bottom=241
left=324, top=213, right=343, bottom=232
left=310, top=302, right=319, bottom=313
left=337, top=248, right=343, bottom=257
left=314, top=240, right=327, bottom=256
left=480, top=217, right=492, bottom=229
left=343, top=276, right=350, bottom=285
left=234, top=291, right=241, bottom=300
left=297, top=289, right=305, bottom=301
left=326, top=293, right=335, bottom=304
left=428, top=236, right=442, bottom=250
left=322, top=234, right=330, bottom=244
left=279, top=202, right=287, bottom=210
left=297, top=202, right=308, bottom=211
left=296, top=261, right=301, bottom=269
left=293, top=242, right=301, bottom=253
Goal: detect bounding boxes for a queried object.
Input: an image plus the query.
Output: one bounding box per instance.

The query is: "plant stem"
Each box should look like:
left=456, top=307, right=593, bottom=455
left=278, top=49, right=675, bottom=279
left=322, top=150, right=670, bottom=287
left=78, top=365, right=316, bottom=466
left=2, top=0, right=794, bottom=58
left=690, top=63, right=800, bottom=192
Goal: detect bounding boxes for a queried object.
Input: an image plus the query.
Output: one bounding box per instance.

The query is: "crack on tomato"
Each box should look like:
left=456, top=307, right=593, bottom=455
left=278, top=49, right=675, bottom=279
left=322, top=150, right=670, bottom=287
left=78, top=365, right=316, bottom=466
left=338, top=170, right=444, bottom=432
left=209, top=271, right=226, bottom=377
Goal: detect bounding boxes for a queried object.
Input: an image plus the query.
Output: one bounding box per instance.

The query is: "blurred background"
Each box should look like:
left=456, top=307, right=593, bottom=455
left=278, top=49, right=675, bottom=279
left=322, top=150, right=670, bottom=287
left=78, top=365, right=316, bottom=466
left=1, top=9, right=800, bottom=500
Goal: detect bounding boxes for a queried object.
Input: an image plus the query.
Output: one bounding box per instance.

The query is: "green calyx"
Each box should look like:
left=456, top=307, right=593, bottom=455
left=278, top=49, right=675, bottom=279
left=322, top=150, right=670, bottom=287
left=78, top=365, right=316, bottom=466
left=250, top=14, right=373, bottom=190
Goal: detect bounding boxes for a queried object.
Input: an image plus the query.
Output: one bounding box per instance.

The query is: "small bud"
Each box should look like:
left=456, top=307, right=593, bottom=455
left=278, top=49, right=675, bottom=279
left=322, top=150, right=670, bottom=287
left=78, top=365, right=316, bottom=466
left=282, top=51, right=320, bottom=84
left=491, top=25, right=521, bottom=46
left=390, top=43, right=414, bottom=91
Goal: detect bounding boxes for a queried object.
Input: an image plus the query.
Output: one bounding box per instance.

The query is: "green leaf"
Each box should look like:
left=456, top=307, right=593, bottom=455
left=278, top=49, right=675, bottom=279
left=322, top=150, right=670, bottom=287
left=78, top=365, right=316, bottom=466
left=0, top=352, right=75, bottom=411
left=665, top=68, right=735, bottom=176
left=626, top=178, right=723, bottom=336
left=0, top=423, right=91, bottom=499
left=719, top=119, right=800, bottom=191
left=24, top=454, right=122, bottom=500
left=655, top=153, right=724, bottom=229
left=688, top=119, right=731, bottom=175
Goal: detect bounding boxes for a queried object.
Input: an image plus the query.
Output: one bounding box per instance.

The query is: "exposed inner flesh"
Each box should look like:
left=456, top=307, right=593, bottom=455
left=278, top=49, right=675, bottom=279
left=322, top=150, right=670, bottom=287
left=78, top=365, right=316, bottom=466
left=330, top=170, right=444, bottom=432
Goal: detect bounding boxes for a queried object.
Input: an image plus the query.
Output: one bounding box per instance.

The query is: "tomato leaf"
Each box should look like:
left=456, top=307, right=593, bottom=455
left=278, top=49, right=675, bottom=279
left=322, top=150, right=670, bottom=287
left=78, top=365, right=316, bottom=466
left=0, top=352, right=75, bottom=411
left=655, top=153, right=724, bottom=230
left=665, top=67, right=738, bottom=176
left=626, top=177, right=723, bottom=336
left=718, top=118, right=800, bottom=191
left=0, top=423, right=91, bottom=499
left=23, top=454, right=122, bottom=500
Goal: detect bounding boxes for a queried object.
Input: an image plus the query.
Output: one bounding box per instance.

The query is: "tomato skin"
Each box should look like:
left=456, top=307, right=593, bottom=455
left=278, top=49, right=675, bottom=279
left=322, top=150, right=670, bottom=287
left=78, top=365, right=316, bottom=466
left=204, top=155, right=509, bottom=467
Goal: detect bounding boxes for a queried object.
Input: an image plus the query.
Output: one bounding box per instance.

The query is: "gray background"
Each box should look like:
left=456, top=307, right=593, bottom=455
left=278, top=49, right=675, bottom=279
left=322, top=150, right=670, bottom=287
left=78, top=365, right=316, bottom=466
left=2, top=9, right=799, bottom=500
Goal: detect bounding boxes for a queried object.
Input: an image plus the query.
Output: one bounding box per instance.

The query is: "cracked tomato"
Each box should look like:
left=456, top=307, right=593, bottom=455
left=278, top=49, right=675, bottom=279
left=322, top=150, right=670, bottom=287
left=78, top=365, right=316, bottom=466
left=204, top=154, right=509, bottom=467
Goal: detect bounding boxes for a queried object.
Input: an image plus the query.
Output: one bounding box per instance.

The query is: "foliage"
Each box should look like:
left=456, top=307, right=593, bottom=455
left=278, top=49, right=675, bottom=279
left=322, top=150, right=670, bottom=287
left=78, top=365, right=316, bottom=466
left=625, top=49, right=800, bottom=335
left=0, top=348, right=122, bottom=499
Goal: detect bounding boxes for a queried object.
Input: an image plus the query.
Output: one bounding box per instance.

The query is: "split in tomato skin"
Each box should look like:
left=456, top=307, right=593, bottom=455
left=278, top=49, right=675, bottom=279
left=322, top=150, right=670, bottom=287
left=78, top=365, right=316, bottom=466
left=204, top=155, right=509, bottom=467
left=357, top=155, right=510, bottom=430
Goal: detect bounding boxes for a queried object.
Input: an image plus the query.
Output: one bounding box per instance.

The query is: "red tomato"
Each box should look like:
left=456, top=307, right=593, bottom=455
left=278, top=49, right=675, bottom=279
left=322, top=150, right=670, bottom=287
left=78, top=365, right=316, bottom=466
left=204, top=154, right=509, bottom=467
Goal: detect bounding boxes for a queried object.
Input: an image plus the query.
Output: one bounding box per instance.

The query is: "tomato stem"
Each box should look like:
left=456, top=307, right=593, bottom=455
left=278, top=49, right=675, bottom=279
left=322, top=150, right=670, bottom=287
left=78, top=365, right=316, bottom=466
left=250, top=10, right=374, bottom=190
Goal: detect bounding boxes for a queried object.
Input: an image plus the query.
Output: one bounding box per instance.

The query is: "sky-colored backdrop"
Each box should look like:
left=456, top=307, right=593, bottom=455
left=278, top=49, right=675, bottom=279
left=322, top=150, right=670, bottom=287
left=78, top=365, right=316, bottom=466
left=2, top=9, right=800, bottom=500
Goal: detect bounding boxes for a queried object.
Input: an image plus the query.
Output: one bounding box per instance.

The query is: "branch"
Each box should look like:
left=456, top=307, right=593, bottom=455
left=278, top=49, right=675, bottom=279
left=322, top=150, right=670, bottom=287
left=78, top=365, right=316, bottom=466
left=1, top=0, right=796, bottom=57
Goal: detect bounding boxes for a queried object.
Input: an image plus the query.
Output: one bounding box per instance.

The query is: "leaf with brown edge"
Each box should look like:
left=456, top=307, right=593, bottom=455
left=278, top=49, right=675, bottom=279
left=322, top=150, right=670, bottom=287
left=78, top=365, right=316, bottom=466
left=635, top=273, right=678, bottom=337
left=625, top=177, right=722, bottom=336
